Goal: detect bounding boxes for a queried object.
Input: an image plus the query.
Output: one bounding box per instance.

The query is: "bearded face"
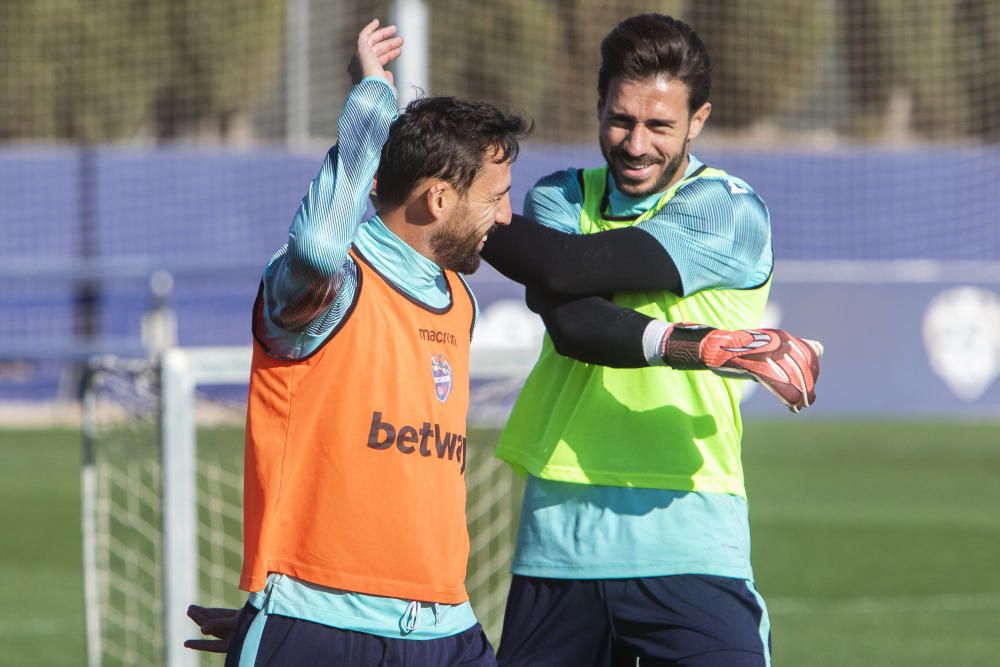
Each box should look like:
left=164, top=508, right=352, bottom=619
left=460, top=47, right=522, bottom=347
left=598, top=75, right=707, bottom=198
left=429, top=198, right=496, bottom=274
left=428, top=155, right=513, bottom=274
left=600, top=136, right=688, bottom=198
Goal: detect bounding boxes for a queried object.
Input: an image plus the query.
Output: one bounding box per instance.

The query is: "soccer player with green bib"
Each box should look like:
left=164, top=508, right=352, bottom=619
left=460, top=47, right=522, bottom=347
left=481, top=13, right=821, bottom=667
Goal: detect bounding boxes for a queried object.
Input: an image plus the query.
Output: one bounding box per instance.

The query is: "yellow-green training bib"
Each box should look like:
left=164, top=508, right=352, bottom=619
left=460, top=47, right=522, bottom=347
left=496, top=166, right=771, bottom=496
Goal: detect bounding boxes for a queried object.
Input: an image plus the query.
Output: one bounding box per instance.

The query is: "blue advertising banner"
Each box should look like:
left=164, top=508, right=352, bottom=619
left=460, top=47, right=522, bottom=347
left=743, top=280, right=1000, bottom=417
left=465, top=266, right=1000, bottom=419
left=2, top=145, right=999, bottom=418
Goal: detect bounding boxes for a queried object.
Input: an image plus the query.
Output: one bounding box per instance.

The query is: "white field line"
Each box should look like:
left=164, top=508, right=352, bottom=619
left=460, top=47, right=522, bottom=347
left=769, top=592, right=1000, bottom=615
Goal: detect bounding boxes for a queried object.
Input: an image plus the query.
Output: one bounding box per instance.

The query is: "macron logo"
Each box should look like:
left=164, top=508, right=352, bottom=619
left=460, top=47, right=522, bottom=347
left=419, top=328, right=458, bottom=347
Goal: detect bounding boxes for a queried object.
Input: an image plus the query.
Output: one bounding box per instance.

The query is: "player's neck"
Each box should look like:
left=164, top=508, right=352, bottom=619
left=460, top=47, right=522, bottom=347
left=377, top=204, right=438, bottom=266
left=661, top=153, right=691, bottom=192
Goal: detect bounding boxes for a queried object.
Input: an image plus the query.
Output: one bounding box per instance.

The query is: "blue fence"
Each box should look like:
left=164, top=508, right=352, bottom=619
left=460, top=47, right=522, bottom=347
left=3, top=145, right=999, bottom=414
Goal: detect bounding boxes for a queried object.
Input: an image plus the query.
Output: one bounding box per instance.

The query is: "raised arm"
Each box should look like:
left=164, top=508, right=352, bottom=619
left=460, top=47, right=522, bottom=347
left=263, top=20, right=402, bottom=333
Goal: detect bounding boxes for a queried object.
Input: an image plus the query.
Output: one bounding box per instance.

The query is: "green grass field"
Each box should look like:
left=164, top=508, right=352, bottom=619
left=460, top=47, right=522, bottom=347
left=3, top=420, right=1000, bottom=666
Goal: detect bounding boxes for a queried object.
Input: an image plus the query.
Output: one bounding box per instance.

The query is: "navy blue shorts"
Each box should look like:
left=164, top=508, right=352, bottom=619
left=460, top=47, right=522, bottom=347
left=496, top=575, right=771, bottom=667
left=225, top=603, right=497, bottom=666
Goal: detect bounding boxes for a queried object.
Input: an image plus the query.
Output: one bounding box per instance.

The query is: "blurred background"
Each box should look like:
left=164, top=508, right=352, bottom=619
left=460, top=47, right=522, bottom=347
left=1, top=1, right=998, bottom=666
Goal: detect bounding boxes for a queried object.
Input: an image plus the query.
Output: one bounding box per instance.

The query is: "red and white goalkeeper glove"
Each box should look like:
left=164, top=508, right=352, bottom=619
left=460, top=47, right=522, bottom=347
left=660, top=324, right=823, bottom=412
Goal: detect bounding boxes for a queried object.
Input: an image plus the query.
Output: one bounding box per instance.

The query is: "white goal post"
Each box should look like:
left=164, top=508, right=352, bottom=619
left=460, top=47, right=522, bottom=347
left=161, top=347, right=251, bottom=667
left=81, top=343, right=538, bottom=667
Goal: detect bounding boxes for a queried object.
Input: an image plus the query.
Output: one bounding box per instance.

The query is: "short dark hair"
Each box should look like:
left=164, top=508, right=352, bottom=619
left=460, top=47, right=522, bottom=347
left=597, top=13, right=711, bottom=115
left=376, top=97, right=532, bottom=207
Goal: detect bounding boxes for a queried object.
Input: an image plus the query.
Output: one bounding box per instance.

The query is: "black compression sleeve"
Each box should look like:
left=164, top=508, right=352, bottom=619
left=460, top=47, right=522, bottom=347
left=482, top=214, right=683, bottom=295
left=527, top=287, right=653, bottom=368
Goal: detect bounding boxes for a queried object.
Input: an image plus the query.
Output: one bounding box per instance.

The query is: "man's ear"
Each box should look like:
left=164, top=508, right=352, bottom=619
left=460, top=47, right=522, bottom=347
left=424, top=180, right=455, bottom=222
left=688, top=102, right=712, bottom=141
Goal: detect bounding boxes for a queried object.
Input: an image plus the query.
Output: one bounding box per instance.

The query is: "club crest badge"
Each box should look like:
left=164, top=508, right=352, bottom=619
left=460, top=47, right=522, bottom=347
left=923, top=286, right=1000, bottom=401
left=431, top=354, right=452, bottom=403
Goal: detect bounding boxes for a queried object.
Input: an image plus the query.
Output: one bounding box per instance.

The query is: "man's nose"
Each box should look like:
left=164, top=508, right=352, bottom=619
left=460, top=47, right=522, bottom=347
left=622, top=125, right=650, bottom=155
left=496, top=195, right=513, bottom=225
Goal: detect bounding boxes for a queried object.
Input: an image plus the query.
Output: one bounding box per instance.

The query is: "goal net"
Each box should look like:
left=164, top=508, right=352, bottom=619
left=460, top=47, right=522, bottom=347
left=81, top=344, right=536, bottom=667
left=4, top=0, right=1000, bottom=402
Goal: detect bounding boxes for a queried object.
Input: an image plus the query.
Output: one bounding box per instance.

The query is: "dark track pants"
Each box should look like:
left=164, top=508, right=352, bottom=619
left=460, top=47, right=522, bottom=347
left=496, top=574, right=771, bottom=667
left=225, top=603, right=497, bottom=667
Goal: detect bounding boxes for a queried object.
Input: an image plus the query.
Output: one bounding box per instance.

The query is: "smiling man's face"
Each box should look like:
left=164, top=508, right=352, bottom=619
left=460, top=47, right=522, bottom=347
left=598, top=75, right=710, bottom=198
left=429, top=154, right=512, bottom=274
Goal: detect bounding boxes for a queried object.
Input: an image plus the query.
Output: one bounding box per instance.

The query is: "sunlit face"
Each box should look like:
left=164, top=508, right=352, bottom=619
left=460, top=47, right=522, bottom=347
left=430, top=155, right=513, bottom=274
left=598, top=75, right=710, bottom=197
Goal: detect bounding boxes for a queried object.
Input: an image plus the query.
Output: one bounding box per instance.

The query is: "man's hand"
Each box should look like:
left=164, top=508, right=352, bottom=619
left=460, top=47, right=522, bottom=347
left=661, top=325, right=823, bottom=412
left=183, top=604, right=241, bottom=654
left=348, top=19, right=404, bottom=87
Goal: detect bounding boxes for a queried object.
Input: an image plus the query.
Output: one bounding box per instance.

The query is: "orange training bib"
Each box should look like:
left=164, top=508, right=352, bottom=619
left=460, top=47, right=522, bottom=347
left=240, top=248, right=475, bottom=603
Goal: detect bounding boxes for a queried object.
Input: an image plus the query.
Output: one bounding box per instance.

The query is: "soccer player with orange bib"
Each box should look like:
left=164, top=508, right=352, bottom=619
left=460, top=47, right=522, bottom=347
left=201, top=20, right=529, bottom=666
